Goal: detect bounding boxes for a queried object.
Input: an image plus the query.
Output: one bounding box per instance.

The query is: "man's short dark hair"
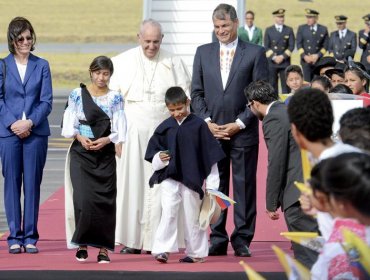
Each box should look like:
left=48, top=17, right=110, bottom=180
left=244, top=80, right=278, bottom=105
left=339, top=107, right=370, bottom=152
left=165, top=86, right=188, bottom=105
left=287, top=88, right=333, bottom=141
left=245, top=10, right=255, bottom=18
left=213, top=4, right=238, bottom=21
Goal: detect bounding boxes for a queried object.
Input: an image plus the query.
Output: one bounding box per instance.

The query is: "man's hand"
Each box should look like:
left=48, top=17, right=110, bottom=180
left=367, top=55, right=370, bottom=64
left=266, top=210, right=280, bottom=220
left=310, top=54, right=319, bottom=64
left=274, top=55, right=284, bottom=64
left=11, top=120, right=32, bottom=136
left=218, top=122, right=240, bottom=138
left=207, top=122, right=230, bottom=140
left=303, top=55, right=312, bottom=64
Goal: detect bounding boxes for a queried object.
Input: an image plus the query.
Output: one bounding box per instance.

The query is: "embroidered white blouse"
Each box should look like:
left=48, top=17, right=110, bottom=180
left=61, top=87, right=127, bottom=143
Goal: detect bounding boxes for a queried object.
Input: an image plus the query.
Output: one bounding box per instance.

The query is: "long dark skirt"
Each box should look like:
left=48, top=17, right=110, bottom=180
left=69, top=139, right=116, bottom=250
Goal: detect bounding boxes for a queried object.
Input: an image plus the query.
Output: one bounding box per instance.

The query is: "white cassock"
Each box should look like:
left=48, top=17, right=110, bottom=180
left=110, top=46, right=191, bottom=250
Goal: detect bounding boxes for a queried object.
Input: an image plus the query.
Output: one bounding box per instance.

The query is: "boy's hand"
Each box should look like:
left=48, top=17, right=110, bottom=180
left=159, top=151, right=171, bottom=162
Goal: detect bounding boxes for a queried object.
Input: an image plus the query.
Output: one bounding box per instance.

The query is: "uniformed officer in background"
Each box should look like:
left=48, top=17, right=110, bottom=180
left=328, top=15, right=357, bottom=62
left=264, top=9, right=295, bottom=93
left=297, top=9, right=329, bottom=81
left=359, top=13, right=370, bottom=74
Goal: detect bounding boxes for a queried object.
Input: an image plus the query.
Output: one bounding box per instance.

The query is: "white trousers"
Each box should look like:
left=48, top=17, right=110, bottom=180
left=151, top=178, right=208, bottom=258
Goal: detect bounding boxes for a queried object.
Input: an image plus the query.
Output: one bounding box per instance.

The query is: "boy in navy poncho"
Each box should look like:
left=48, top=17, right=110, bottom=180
left=145, top=87, right=225, bottom=263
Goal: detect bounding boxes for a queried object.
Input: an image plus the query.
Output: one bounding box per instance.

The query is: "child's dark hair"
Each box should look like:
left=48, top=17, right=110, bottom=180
left=329, top=84, right=353, bottom=94
left=311, top=152, right=370, bottom=216
left=311, top=75, right=332, bottom=92
left=165, top=86, right=187, bottom=105
left=287, top=88, right=333, bottom=141
left=285, top=65, right=303, bottom=79
left=339, top=107, right=370, bottom=152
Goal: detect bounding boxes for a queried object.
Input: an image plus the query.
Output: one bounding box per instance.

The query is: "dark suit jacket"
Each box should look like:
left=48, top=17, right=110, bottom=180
left=238, top=26, right=263, bottom=45
left=264, top=25, right=295, bottom=68
left=359, top=29, right=370, bottom=71
left=297, top=24, right=329, bottom=63
left=262, top=101, right=302, bottom=211
left=191, top=40, right=269, bottom=147
left=328, top=29, right=357, bottom=61
left=0, top=53, right=52, bottom=137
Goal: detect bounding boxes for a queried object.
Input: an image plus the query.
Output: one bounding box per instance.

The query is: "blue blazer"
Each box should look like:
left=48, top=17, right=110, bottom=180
left=191, top=40, right=269, bottom=146
left=0, top=53, right=52, bottom=137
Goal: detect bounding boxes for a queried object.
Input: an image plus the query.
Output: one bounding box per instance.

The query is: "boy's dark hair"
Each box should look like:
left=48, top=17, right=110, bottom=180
left=313, top=153, right=370, bottom=216
left=244, top=80, right=278, bottom=105
left=287, top=88, right=333, bottom=141
left=339, top=107, right=370, bottom=152
left=165, top=86, right=187, bottom=105
left=285, top=65, right=303, bottom=79
left=89, top=56, right=114, bottom=75
left=311, top=75, right=332, bottom=92
left=7, top=17, right=36, bottom=54
left=329, top=84, right=353, bottom=94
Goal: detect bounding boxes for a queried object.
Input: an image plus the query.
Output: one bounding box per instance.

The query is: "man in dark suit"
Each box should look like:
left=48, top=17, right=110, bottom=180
left=244, top=80, right=318, bottom=268
left=264, top=9, right=295, bottom=93
left=328, top=15, right=357, bottom=63
left=297, top=9, right=329, bottom=82
left=238, top=10, right=263, bottom=45
left=191, top=3, right=268, bottom=257
left=359, top=14, right=370, bottom=74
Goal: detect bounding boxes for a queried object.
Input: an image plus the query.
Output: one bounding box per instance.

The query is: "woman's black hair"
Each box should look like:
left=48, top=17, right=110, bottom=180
left=89, top=56, right=114, bottom=75
left=7, top=17, right=36, bottom=54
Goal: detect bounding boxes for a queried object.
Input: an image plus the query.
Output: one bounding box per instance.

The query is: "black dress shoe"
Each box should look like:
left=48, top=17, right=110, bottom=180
left=234, top=245, right=252, bottom=257
left=208, top=244, right=227, bottom=256
left=120, top=246, right=141, bottom=254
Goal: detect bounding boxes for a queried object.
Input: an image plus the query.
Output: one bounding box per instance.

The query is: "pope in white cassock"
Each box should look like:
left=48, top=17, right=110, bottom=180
left=109, top=19, right=191, bottom=253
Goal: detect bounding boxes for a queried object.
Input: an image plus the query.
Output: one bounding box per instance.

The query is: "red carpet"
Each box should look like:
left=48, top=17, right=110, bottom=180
left=0, top=129, right=288, bottom=275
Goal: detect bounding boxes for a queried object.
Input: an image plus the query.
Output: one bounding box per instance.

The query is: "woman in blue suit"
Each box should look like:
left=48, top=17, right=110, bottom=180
left=0, top=17, right=52, bottom=254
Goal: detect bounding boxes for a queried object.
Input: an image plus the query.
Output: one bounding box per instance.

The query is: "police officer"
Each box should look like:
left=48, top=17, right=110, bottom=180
left=264, top=9, right=295, bottom=93
left=297, top=9, right=329, bottom=82
left=328, top=15, right=357, bottom=62
left=359, top=14, right=370, bottom=74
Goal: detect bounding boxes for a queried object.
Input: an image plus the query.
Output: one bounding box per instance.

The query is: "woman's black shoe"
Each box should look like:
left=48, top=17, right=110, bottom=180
left=76, top=248, right=88, bottom=262
left=97, top=249, right=110, bottom=264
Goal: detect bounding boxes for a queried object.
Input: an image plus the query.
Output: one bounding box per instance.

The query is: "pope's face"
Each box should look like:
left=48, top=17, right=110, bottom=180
left=138, top=25, right=163, bottom=59
left=213, top=14, right=239, bottom=44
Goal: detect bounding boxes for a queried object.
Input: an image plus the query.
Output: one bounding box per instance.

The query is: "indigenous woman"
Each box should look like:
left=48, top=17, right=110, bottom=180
left=62, top=56, right=126, bottom=263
